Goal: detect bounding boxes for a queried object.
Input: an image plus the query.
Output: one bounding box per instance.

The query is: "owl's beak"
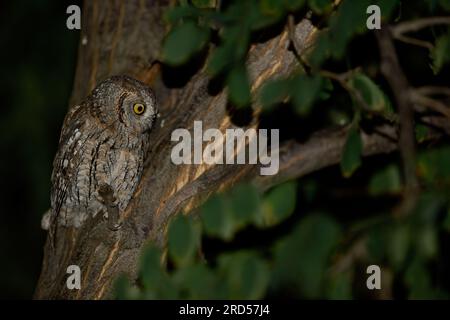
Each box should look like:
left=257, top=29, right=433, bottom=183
left=144, top=122, right=154, bottom=134
left=144, top=112, right=158, bottom=133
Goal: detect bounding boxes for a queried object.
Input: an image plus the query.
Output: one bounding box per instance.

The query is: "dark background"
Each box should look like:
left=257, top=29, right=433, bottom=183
left=0, top=1, right=81, bottom=299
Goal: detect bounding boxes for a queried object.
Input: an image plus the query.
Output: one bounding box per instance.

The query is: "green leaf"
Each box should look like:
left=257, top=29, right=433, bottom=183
left=376, top=0, right=400, bottom=18
left=308, top=0, right=333, bottom=14
left=218, top=251, right=270, bottom=299
left=168, top=215, right=200, bottom=267
left=172, top=264, right=219, bottom=299
left=328, top=0, right=372, bottom=59
left=260, top=0, right=286, bottom=17
left=259, top=79, right=291, bottom=111
left=416, top=225, right=438, bottom=259
left=366, top=226, right=387, bottom=262
left=138, top=245, right=177, bottom=299
left=165, top=6, right=201, bottom=24
left=291, top=75, right=324, bottom=116
left=227, top=64, right=251, bottom=108
left=340, top=126, right=363, bottom=178
left=439, top=0, right=450, bottom=10
left=114, top=275, right=133, bottom=300
left=208, top=44, right=234, bottom=76
left=387, top=223, right=411, bottom=270
left=348, top=73, right=388, bottom=112
left=201, top=194, right=235, bottom=240
left=369, top=164, right=402, bottom=195
left=430, top=33, right=450, bottom=74
left=272, top=214, right=341, bottom=298
left=413, top=193, right=445, bottom=225
left=139, top=246, right=163, bottom=292
left=260, top=181, right=297, bottom=227
left=328, top=109, right=351, bottom=126
left=302, top=179, right=319, bottom=202
left=418, top=146, right=450, bottom=186
left=416, top=124, right=432, bottom=143
left=309, top=32, right=332, bottom=67
left=222, top=25, right=251, bottom=59
left=283, top=0, right=307, bottom=11
left=404, top=257, right=435, bottom=299
left=239, top=0, right=282, bottom=30
left=162, top=21, right=210, bottom=66
left=319, top=78, right=334, bottom=100
left=192, top=0, right=216, bottom=9
left=230, top=183, right=261, bottom=228
left=326, top=270, right=353, bottom=299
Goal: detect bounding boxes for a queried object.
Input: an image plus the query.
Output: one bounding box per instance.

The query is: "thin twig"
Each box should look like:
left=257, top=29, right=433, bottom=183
left=395, top=34, right=434, bottom=49
left=287, top=14, right=311, bottom=74
left=410, top=91, right=450, bottom=119
left=376, top=27, right=419, bottom=194
left=390, top=16, right=450, bottom=49
left=392, top=16, right=450, bottom=37
left=320, top=69, right=398, bottom=122
left=320, top=69, right=370, bottom=112
left=416, top=86, right=450, bottom=97
left=253, top=124, right=398, bottom=191
left=421, top=115, right=450, bottom=135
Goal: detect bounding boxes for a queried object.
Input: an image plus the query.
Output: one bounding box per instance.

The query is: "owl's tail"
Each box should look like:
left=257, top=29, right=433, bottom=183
left=41, top=209, right=52, bottom=231
left=43, top=209, right=58, bottom=250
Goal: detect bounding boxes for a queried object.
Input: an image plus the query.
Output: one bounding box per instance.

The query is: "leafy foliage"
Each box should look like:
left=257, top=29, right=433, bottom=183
left=431, top=32, right=450, bottom=74
left=348, top=74, right=390, bottom=112
left=341, top=125, right=363, bottom=178
left=122, top=0, right=450, bottom=299
left=162, top=21, right=210, bottom=66
left=117, top=182, right=309, bottom=299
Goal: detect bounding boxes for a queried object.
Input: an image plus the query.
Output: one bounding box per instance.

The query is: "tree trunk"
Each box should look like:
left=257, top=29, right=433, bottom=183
left=34, top=0, right=398, bottom=299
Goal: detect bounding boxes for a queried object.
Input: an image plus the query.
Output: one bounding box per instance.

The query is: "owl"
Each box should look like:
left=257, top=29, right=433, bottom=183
left=43, top=75, right=157, bottom=235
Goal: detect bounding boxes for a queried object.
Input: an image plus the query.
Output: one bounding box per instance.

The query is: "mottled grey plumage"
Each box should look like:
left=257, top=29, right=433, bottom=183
left=47, top=75, right=157, bottom=230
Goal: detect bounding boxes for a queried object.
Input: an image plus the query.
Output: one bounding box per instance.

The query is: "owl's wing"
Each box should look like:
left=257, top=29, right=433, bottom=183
left=50, top=104, right=88, bottom=225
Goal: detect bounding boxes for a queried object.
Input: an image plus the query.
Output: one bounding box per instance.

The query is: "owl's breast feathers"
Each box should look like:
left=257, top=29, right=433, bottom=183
left=50, top=104, right=147, bottom=228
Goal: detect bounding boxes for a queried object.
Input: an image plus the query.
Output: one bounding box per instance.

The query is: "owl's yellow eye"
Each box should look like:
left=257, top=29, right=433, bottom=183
left=133, top=103, right=146, bottom=115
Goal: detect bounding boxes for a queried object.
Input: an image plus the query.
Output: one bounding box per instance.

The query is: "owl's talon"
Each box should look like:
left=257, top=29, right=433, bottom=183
left=102, top=211, right=121, bottom=231
left=108, top=222, right=122, bottom=231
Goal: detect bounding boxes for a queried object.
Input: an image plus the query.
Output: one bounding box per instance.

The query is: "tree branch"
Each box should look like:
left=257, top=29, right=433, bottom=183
left=410, top=91, right=450, bottom=119
left=34, top=2, right=449, bottom=300
left=390, top=16, right=450, bottom=49
left=376, top=27, right=419, bottom=192
left=416, top=86, right=450, bottom=98
left=253, top=124, right=397, bottom=191
left=34, top=2, right=318, bottom=299
left=392, top=16, right=450, bottom=37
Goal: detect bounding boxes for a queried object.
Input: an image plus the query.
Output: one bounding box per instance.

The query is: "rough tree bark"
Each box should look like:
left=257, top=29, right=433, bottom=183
left=34, top=0, right=402, bottom=299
